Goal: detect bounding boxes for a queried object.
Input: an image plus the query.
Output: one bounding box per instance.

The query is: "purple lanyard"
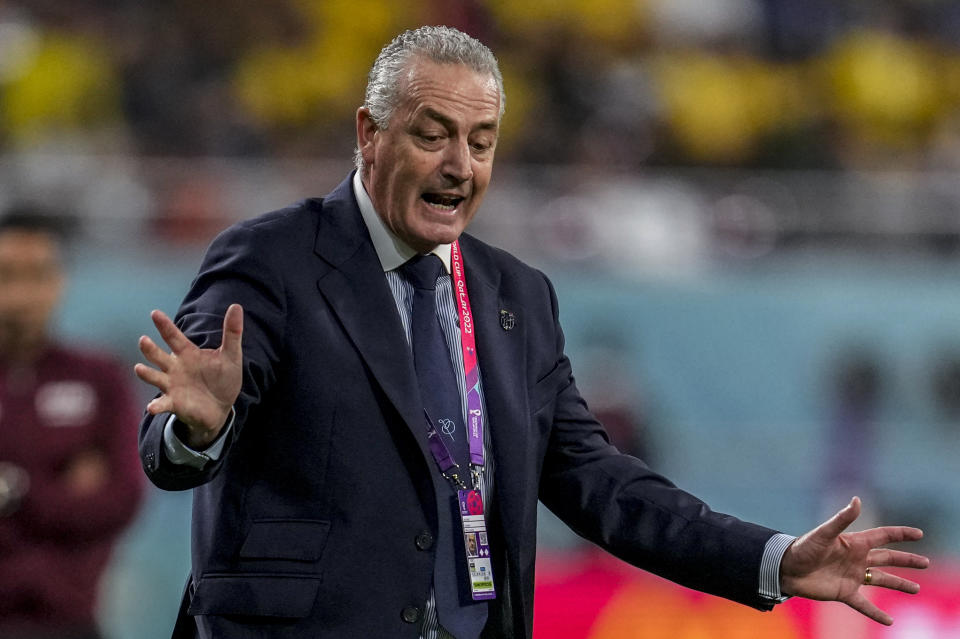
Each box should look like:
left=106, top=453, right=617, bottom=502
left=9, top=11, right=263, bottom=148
left=424, top=240, right=485, bottom=491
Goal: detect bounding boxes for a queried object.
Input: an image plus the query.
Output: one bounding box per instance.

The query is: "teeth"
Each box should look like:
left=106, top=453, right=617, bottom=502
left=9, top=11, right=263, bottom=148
left=423, top=194, right=461, bottom=211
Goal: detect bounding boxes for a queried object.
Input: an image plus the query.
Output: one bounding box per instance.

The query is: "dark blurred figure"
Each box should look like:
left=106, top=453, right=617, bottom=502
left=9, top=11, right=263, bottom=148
left=822, top=347, right=884, bottom=524
left=930, top=347, right=960, bottom=422
left=577, top=332, right=657, bottom=463
left=0, top=207, right=143, bottom=639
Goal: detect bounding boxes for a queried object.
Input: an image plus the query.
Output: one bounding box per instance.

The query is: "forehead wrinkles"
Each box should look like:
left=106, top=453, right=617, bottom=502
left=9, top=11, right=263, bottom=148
left=398, top=65, right=500, bottom=126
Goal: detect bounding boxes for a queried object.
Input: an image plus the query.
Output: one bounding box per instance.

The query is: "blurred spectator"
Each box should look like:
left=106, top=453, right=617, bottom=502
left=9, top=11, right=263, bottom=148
left=151, top=172, right=232, bottom=246
left=6, top=0, right=960, bottom=169
left=112, top=1, right=292, bottom=157
left=930, top=347, right=960, bottom=422
left=758, top=0, right=846, bottom=59
left=651, top=49, right=808, bottom=165
left=821, top=347, right=884, bottom=525
left=488, top=0, right=646, bottom=47
left=576, top=331, right=658, bottom=463
left=0, top=206, right=143, bottom=639
left=646, top=0, right=765, bottom=47
left=230, top=0, right=421, bottom=155
left=0, top=16, right=122, bottom=151
left=819, top=27, right=944, bottom=169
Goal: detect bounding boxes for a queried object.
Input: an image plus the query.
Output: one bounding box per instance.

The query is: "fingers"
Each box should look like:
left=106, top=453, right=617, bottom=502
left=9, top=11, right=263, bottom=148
left=145, top=394, right=173, bottom=415
left=860, top=525, right=924, bottom=548
left=134, top=362, right=168, bottom=392
left=816, top=496, right=862, bottom=539
left=863, top=568, right=921, bottom=594
left=220, top=304, right=244, bottom=361
left=867, top=548, right=930, bottom=570
left=138, top=335, right=172, bottom=371
left=135, top=331, right=170, bottom=391
left=151, top=309, right=195, bottom=354
left=845, top=592, right=893, bottom=626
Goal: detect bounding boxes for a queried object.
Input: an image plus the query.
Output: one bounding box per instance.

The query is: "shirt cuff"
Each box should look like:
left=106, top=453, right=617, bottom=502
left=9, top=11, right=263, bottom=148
left=161, top=408, right=235, bottom=469
left=759, top=532, right=796, bottom=602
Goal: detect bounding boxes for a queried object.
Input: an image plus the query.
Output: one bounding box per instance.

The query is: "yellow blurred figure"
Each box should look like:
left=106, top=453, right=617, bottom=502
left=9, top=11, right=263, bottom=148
left=488, top=57, right=533, bottom=153
left=233, top=0, right=422, bottom=128
left=653, top=51, right=805, bottom=164
left=942, top=54, right=960, bottom=107
left=821, top=28, right=944, bottom=151
left=488, top=0, right=647, bottom=47
left=1, top=31, right=120, bottom=146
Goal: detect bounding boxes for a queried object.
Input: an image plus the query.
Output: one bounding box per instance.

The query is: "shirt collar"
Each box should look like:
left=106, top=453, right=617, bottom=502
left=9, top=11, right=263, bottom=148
left=352, top=171, right=452, bottom=274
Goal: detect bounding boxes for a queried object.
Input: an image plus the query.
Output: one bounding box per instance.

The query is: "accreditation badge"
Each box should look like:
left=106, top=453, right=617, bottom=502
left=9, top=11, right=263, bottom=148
left=458, top=488, right=496, bottom=600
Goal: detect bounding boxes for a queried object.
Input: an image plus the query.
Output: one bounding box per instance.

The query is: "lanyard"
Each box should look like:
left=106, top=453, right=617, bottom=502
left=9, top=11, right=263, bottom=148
left=424, top=239, right=485, bottom=491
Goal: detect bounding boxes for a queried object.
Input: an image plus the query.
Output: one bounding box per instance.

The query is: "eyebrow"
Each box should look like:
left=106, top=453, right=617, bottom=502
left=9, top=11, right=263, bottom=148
left=421, top=108, right=498, bottom=133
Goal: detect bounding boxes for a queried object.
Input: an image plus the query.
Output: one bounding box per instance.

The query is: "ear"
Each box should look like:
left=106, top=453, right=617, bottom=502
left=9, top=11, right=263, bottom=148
left=356, top=107, right=379, bottom=168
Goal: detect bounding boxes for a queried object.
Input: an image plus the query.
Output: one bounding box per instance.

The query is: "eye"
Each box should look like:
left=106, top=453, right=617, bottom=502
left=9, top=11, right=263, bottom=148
left=471, top=139, right=494, bottom=154
left=417, top=130, right=445, bottom=144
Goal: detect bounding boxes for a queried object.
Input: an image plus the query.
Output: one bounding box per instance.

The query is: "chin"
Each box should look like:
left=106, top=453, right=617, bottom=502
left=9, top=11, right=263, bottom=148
left=434, top=229, right=466, bottom=247
left=410, top=223, right=462, bottom=248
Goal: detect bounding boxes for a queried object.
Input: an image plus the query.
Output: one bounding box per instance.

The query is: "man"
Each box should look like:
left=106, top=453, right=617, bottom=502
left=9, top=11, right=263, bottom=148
left=0, top=209, right=144, bottom=639
left=135, top=26, right=927, bottom=639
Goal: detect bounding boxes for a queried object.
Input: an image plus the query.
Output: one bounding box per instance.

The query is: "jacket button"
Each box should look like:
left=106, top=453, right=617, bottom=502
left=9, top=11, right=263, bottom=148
left=415, top=531, right=434, bottom=550
left=401, top=605, right=421, bottom=624
left=145, top=452, right=156, bottom=470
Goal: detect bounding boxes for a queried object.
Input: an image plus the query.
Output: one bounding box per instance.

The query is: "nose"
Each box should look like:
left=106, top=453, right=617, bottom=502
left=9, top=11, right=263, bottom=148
left=442, top=138, right=473, bottom=183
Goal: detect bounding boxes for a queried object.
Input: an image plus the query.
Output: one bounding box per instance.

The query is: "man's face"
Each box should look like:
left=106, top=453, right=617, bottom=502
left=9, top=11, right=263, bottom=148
left=357, top=58, right=501, bottom=253
left=0, top=230, right=63, bottom=355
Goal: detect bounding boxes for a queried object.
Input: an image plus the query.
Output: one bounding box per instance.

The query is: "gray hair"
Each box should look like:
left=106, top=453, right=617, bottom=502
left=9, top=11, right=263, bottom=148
left=354, top=25, right=505, bottom=173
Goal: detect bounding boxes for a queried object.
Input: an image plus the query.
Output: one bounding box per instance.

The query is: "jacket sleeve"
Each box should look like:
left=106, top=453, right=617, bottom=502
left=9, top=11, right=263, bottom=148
left=139, top=222, right=286, bottom=491
left=534, top=274, right=779, bottom=610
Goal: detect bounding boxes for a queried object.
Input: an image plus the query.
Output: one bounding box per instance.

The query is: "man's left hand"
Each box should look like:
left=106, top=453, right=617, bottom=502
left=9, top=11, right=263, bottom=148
left=780, top=496, right=929, bottom=625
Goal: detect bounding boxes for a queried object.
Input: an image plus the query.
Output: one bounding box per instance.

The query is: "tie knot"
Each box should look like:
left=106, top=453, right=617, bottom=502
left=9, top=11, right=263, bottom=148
left=399, top=254, right=443, bottom=291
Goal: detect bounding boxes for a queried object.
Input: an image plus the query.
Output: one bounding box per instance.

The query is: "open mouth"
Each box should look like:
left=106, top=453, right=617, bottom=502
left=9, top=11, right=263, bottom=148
left=422, top=193, right=465, bottom=211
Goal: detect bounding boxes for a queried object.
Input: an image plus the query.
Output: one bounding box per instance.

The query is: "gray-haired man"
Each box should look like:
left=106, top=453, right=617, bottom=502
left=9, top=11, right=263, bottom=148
left=136, top=25, right=927, bottom=639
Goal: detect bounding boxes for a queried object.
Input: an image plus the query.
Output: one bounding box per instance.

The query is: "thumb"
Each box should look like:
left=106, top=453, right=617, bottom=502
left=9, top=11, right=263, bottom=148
left=220, top=303, right=244, bottom=361
left=817, top=496, right=861, bottom=540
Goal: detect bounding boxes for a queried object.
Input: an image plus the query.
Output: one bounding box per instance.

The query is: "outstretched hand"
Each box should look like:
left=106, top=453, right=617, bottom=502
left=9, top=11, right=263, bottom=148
left=134, top=304, right=244, bottom=449
left=780, top=496, right=928, bottom=625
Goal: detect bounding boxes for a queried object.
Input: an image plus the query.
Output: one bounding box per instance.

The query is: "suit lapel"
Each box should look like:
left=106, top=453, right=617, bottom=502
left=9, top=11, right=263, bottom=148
left=312, top=186, right=535, bottom=570
left=312, top=177, right=428, bottom=461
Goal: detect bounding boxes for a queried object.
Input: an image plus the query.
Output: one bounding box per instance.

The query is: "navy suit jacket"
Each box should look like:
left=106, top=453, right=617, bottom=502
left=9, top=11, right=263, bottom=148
left=139, top=174, right=779, bottom=639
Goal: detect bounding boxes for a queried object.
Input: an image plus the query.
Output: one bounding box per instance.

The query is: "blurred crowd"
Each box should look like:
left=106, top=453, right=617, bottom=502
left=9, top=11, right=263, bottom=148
left=3, top=0, right=960, bottom=170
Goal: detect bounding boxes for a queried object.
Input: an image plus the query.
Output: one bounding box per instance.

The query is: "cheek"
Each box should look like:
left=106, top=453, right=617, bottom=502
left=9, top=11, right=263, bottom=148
left=25, top=285, right=60, bottom=312
left=387, top=162, right=422, bottom=196
left=395, top=172, right=429, bottom=207
left=0, top=284, right=34, bottom=306
left=388, top=182, right=420, bottom=218
left=403, top=150, right=442, bottom=181
left=470, top=167, right=492, bottom=200
left=473, top=160, right=493, bottom=185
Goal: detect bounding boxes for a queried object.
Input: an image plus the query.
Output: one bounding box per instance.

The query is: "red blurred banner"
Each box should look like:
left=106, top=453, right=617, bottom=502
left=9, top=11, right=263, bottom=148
left=534, top=550, right=959, bottom=639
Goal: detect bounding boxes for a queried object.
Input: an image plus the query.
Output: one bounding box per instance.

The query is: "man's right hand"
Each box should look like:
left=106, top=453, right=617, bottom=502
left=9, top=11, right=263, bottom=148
left=135, top=304, right=244, bottom=449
